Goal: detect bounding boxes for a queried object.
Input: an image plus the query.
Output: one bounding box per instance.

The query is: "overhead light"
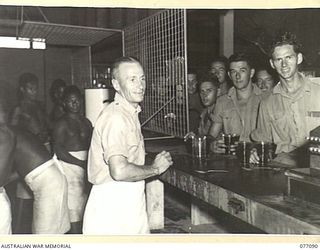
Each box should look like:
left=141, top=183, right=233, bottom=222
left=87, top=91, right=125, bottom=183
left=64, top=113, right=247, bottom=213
left=0, top=36, right=46, bottom=50
left=0, top=36, right=30, bottom=49
left=32, top=41, right=46, bottom=49
left=31, top=38, right=46, bottom=49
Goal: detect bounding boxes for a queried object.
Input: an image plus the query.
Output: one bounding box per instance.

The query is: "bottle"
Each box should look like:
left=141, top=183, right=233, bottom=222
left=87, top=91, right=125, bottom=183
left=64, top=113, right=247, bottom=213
left=106, top=67, right=111, bottom=88
left=92, top=79, right=97, bottom=88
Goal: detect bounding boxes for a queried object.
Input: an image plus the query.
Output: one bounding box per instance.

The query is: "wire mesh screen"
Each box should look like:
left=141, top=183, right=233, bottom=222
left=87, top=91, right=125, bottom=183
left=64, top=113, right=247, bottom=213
left=20, top=21, right=120, bottom=46
left=123, top=9, right=189, bottom=138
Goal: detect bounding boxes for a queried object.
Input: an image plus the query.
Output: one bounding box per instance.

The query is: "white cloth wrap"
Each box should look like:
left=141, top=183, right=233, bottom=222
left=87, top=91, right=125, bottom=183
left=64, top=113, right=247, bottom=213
left=24, top=158, right=70, bottom=234
left=0, top=187, right=12, bottom=234
left=59, top=151, right=88, bottom=223
left=83, top=180, right=149, bottom=235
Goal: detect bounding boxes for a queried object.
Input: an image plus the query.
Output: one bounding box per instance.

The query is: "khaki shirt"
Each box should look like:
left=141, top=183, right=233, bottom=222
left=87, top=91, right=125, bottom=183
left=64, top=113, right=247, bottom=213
left=217, top=81, right=230, bottom=97
left=251, top=75, right=320, bottom=154
left=212, top=84, right=264, bottom=141
left=198, top=104, right=215, bottom=136
left=87, top=93, right=145, bottom=185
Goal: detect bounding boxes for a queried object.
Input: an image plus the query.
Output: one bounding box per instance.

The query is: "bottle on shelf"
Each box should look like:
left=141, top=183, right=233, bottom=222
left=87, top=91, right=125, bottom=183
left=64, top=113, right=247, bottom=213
left=91, top=65, right=114, bottom=89
left=105, top=67, right=112, bottom=88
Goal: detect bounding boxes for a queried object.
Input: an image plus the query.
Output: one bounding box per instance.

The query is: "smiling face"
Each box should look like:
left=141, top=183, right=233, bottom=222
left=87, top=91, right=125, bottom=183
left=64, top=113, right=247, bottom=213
left=64, top=92, right=81, bottom=114
left=210, top=61, right=227, bottom=84
left=270, top=44, right=302, bottom=81
left=112, top=62, right=146, bottom=107
left=199, top=81, right=217, bottom=107
left=256, top=70, right=275, bottom=92
left=228, top=61, right=255, bottom=90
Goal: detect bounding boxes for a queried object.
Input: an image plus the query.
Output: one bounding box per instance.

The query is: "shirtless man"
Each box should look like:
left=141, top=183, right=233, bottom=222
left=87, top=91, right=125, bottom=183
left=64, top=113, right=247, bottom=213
left=52, top=85, right=92, bottom=234
left=11, top=73, right=50, bottom=145
left=0, top=97, right=15, bottom=234
left=0, top=96, right=70, bottom=234
left=10, top=73, right=51, bottom=233
left=49, top=79, right=67, bottom=123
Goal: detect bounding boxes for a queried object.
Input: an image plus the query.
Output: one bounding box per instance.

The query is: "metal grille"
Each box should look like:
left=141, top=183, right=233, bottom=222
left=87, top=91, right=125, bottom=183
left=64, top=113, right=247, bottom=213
left=19, top=21, right=121, bottom=46
left=124, top=9, right=188, bottom=138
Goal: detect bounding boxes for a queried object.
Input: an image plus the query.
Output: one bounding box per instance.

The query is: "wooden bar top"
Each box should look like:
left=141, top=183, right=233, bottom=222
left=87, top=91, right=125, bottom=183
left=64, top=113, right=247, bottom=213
left=168, top=153, right=287, bottom=197
left=145, top=138, right=320, bottom=234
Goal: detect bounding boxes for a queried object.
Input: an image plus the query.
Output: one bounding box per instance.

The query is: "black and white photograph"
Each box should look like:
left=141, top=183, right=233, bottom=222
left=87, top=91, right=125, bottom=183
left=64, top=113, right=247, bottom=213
left=0, top=2, right=320, bottom=248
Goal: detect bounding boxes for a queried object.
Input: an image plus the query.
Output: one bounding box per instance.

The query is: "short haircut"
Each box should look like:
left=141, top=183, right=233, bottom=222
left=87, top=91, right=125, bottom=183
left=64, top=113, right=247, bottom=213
left=187, top=72, right=198, bottom=84
left=19, top=73, right=38, bottom=89
left=111, top=56, right=142, bottom=80
left=228, top=53, right=253, bottom=69
left=210, top=56, right=229, bottom=70
left=63, top=85, right=81, bottom=101
left=187, top=72, right=197, bottom=77
left=269, top=31, right=302, bottom=57
left=198, top=73, right=219, bottom=89
left=50, top=79, right=66, bottom=99
left=253, top=65, right=279, bottom=83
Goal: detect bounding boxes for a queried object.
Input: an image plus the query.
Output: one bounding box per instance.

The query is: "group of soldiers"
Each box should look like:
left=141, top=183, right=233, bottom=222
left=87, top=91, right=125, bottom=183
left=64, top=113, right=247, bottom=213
left=188, top=32, right=320, bottom=166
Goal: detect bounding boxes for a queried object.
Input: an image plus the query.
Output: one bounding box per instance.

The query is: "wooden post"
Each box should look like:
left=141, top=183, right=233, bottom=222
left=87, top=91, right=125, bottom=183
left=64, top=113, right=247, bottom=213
left=146, top=179, right=164, bottom=230
left=191, top=197, right=217, bottom=225
left=219, top=10, right=234, bottom=57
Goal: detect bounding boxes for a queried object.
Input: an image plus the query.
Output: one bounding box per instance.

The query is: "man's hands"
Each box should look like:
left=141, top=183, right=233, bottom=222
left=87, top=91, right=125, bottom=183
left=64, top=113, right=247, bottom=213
left=249, top=146, right=274, bottom=165
left=211, top=138, right=238, bottom=154
left=211, top=138, right=225, bottom=154
left=152, top=151, right=173, bottom=175
left=249, top=147, right=260, bottom=164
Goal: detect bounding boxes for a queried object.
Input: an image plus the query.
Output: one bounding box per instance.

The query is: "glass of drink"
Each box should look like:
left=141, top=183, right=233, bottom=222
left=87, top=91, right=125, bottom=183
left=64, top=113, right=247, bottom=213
left=222, top=134, right=231, bottom=155
left=222, top=133, right=240, bottom=155
left=237, top=141, right=251, bottom=164
left=256, top=141, right=276, bottom=166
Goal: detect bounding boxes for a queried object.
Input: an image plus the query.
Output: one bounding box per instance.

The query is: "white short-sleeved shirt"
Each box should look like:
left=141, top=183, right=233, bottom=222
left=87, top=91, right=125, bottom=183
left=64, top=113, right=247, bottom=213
left=87, top=93, right=145, bottom=185
left=83, top=93, right=149, bottom=234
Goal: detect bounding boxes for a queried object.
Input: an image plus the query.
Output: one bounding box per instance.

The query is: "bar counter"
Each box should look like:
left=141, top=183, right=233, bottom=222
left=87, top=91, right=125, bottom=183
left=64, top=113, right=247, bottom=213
left=145, top=139, right=320, bottom=234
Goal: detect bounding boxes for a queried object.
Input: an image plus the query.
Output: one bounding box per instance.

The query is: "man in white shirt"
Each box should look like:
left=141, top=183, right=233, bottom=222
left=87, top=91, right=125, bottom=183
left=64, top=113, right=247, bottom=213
left=83, top=57, right=173, bottom=234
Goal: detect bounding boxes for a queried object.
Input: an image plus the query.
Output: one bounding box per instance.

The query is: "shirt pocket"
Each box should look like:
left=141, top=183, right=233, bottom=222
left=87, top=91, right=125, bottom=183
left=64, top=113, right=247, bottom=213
left=270, top=111, right=289, bottom=137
